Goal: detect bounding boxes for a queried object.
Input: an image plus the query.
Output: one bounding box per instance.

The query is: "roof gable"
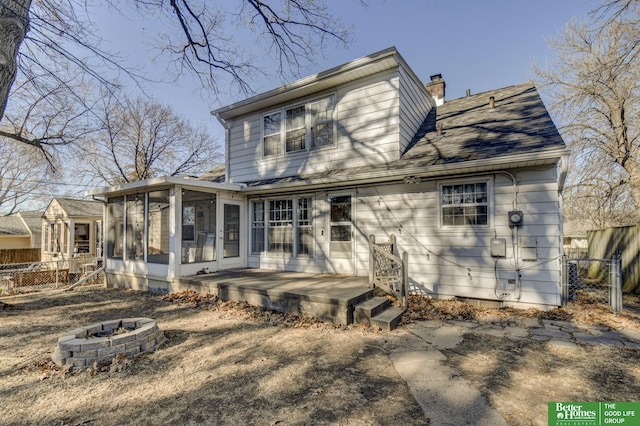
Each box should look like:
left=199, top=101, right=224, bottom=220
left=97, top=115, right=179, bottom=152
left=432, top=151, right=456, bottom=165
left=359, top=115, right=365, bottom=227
left=45, top=198, right=103, bottom=218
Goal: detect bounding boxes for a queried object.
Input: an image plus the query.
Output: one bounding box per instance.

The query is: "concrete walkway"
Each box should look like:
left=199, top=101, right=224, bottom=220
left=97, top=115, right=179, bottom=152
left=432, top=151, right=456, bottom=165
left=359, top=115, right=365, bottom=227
left=389, top=317, right=640, bottom=424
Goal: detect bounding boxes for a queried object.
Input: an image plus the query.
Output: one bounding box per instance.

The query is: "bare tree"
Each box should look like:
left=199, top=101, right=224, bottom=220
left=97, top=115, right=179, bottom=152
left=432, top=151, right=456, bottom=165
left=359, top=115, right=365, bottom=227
left=0, top=137, right=54, bottom=215
left=535, top=6, right=640, bottom=225
left=0, top=68, right=100, bottom=168
left=0, top=0, right=31, bottom=120
left=0, top=0, right=351, bottom=126
left=77, top=95, right=221, bottom=186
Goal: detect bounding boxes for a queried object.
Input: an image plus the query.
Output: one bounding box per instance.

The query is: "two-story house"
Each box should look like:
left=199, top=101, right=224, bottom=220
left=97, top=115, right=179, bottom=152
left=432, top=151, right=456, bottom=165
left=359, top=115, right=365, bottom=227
left=90, top=47, right=569, bottom=310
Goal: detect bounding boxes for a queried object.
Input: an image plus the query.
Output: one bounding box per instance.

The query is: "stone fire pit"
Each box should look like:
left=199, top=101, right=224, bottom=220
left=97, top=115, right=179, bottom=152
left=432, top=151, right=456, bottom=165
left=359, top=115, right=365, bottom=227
left=52, top=318, right=165, bottom=368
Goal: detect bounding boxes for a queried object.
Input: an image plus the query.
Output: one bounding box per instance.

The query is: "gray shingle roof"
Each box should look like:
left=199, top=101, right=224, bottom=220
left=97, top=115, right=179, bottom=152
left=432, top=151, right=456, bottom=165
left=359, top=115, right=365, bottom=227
left=54, top=198, right=103, bottom=218
left=203, top=82, right=566, bottom=189
left=401, top=82, right=565, bottom=164
left=197, top=164, right=226, bottom=183
left=0, top=215, right=29, bottom=236
left=18, top=211, right=43, bottom=234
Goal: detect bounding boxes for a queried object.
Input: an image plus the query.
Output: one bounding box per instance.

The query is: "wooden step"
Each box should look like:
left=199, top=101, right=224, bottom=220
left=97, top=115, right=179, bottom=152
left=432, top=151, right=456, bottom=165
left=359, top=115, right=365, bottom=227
left=371, top=306, right=405, bottom=331
left=354, top=297, right=390, bottom=324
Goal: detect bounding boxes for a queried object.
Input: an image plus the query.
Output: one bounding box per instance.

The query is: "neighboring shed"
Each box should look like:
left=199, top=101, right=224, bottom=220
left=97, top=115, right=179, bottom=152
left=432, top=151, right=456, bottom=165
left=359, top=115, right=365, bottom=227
left=41, top=198, right=103, bottom=262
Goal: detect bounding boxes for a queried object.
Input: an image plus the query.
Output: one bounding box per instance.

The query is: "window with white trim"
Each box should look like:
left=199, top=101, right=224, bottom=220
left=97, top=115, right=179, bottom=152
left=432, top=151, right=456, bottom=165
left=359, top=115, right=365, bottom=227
left=441, top=182, right=488, bottom=226
left=263, top=112, right=282, bottom=156
left=285, top=105, right=306, bottom=152
left=268, top=199, right=293, bottom=253
left=251, top=201, right=265, bottom=254
left=251, top=197, right=313, bottom=256
left=262, top=95, right=335, bottom=157
left=297, top=197, right=313, bottom=255
left=310, top=96, right=334, bottom=148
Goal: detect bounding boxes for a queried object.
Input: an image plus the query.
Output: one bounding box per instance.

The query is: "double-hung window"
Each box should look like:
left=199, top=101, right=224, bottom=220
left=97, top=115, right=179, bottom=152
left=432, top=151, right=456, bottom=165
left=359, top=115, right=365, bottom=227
left=263, top=95, right=335, bottom=157
left=263, top=112, right=282, bottom=156
left=268, top=199, right=293, bottom=253
left=285, top=105, right=306, bottom=152
left=251, top=197, right=313, bottom=256
left=251, top=201, right=265, bottom=254
left=297, top=197, right=313, bottom=255
left=310, top=96, right=334, bottom=148
left=441, top=182, right=489, bottom=226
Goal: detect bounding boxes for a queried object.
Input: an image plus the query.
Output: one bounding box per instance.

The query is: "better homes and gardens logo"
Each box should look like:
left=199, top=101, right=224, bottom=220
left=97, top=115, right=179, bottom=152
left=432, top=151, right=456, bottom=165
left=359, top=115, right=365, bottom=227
left=548, top=402, right=639, bottom=426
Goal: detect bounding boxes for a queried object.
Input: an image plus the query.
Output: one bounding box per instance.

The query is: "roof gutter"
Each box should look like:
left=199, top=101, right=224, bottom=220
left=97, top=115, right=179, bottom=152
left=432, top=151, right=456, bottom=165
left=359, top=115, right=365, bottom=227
left=212, top=112, right=231, bottom=184
left=86, top=176, right=245, bottom=197
left=558, top=153, right=569, bottom=192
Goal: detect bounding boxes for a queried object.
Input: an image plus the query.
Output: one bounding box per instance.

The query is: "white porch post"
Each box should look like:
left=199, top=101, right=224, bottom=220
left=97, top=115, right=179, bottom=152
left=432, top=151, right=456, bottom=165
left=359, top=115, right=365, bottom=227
left=167, top=186, right=181, bottom=280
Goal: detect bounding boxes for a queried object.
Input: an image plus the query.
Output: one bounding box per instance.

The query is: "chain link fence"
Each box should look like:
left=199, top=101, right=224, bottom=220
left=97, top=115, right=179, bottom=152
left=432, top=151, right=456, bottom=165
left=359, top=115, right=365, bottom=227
left=0, top=256, right=104, bottom=295
left=562, top=256, right=623, bottom=313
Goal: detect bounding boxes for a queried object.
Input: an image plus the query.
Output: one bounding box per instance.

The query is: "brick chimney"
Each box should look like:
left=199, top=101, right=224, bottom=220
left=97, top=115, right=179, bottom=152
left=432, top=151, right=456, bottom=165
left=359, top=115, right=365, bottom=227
left=426, top=74, right=446, bottom=106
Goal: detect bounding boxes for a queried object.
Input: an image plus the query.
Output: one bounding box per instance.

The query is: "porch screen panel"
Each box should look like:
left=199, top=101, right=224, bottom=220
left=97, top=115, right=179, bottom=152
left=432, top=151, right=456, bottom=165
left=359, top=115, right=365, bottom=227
left=268, top=199, right=293, bottom=253
left=182, top=190, right=216, bottom=264
left=126, top=195, right=145, bottom=260
left=147, top=190, right=170, bottom=264
left=107, top=197, right=124, bottom=259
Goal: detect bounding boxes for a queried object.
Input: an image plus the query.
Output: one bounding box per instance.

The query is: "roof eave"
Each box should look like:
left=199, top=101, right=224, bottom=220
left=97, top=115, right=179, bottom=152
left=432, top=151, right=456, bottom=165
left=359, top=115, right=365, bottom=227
left=241, top=147, right=569, bottom=195
left=212, top=47, right=402, bottom=120
left=87, top=176, right=245, bottom=197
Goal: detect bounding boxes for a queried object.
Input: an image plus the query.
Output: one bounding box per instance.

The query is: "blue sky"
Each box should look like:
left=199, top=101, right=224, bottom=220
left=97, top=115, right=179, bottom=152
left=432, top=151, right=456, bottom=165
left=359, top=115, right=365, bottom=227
left=95, top=0, right=596, bottom=140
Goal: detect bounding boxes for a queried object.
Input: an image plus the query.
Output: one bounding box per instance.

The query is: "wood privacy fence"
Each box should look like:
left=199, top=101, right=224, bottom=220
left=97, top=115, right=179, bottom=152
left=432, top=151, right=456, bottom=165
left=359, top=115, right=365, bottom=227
left=587, top=224, right=640, bottom=293
left=0, top=248, right=40, bottom=264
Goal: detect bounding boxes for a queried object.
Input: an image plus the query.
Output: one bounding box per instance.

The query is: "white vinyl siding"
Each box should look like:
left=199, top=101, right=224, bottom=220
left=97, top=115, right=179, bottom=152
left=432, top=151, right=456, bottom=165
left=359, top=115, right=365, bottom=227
left=227, top=70, right=401, bottom=184
left=246, top=165, right=562, bottom=309
left=353, top=167, right=562, bottom=308
left=398, top=66, right=433, bottom=155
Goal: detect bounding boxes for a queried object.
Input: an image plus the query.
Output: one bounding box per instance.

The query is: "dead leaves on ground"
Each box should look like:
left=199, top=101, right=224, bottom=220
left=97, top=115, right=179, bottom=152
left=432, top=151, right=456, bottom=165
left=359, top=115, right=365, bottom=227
left=162, top=290, right=381, bottom=332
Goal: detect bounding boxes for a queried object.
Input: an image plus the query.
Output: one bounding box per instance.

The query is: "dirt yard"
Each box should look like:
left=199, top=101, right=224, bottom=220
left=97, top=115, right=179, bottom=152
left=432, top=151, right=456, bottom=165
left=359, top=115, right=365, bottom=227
left=1, top=287, right=639, bottom=426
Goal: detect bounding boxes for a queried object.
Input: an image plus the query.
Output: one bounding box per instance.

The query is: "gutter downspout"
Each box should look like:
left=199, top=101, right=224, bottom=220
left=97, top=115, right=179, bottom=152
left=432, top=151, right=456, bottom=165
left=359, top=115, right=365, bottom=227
left=557, top=154, right=569, bottom=306
left=213, top=112, right=231, bottom=184
left=558, top=154, right=569, bottom=193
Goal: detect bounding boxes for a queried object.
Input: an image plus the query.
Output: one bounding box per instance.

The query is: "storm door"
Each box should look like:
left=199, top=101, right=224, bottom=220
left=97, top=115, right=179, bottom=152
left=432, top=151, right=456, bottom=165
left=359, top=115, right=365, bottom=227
left=328, top=193, right=355, bottom=274
left=219, top=200, right=243, bottom=269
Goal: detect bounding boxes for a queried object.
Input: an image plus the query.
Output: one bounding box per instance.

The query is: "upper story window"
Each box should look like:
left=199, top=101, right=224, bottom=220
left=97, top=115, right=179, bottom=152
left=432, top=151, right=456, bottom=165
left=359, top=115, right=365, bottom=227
left=441, top=181, right=489, bottom=227
left=263, top=112, right=282, bottom=156
left=263, top=95, right=335, bottom=157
